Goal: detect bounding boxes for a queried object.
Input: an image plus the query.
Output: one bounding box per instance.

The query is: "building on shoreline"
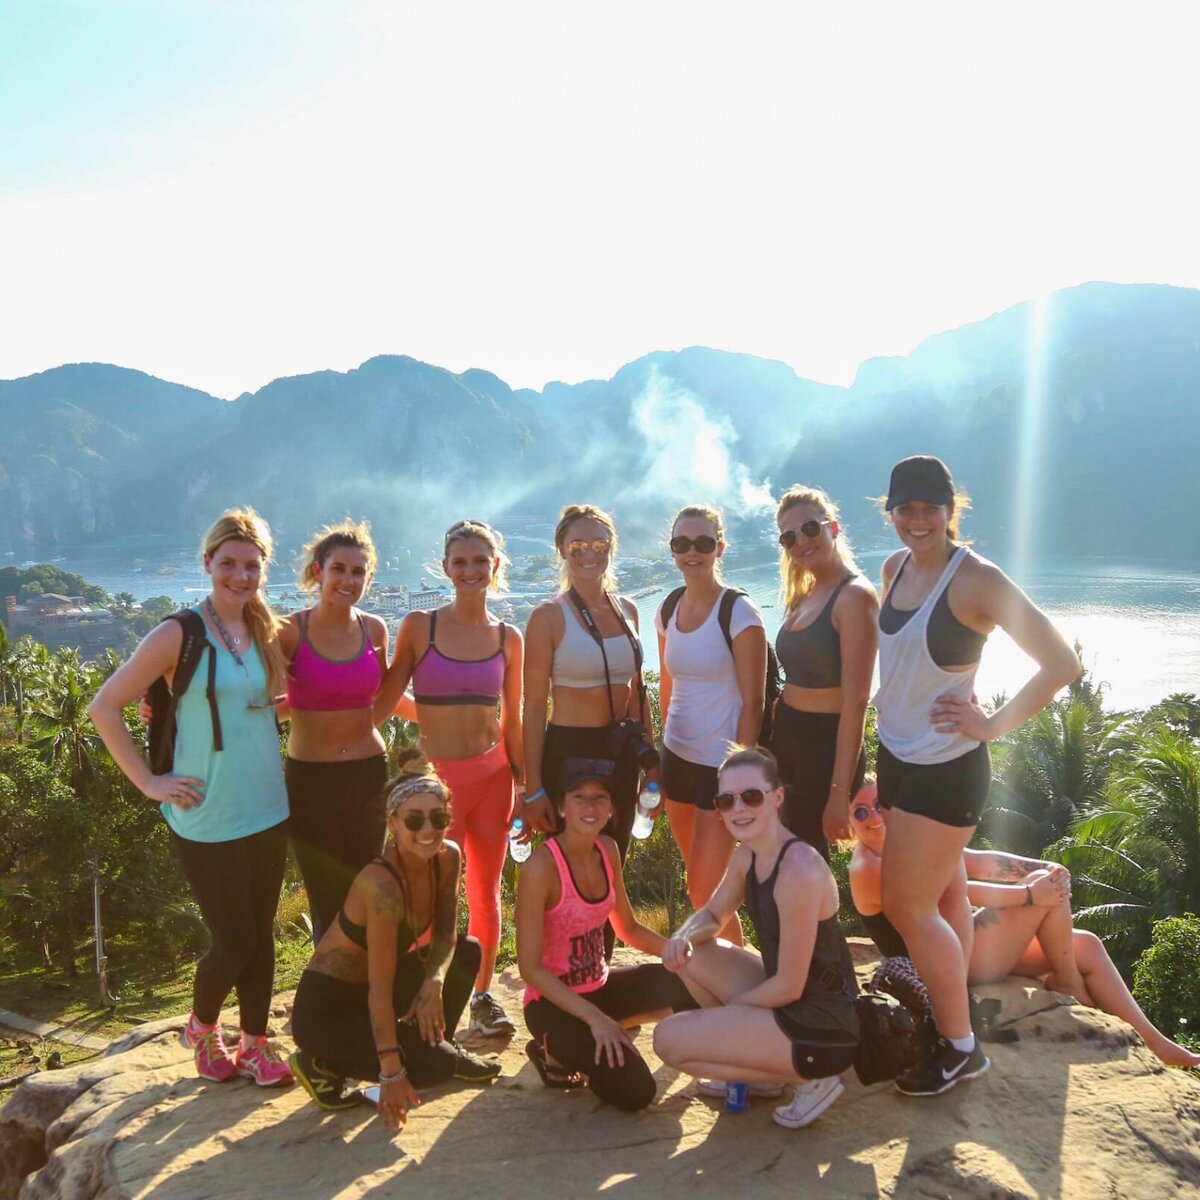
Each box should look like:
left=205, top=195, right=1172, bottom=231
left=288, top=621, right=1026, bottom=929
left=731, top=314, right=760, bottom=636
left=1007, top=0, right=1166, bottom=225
left=4, top=593, right=121, bottom=654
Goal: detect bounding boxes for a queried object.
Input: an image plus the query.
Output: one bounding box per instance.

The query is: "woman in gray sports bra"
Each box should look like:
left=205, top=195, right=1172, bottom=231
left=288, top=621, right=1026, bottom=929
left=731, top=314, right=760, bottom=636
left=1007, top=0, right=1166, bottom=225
left=771, top=485, right=878, bottom=860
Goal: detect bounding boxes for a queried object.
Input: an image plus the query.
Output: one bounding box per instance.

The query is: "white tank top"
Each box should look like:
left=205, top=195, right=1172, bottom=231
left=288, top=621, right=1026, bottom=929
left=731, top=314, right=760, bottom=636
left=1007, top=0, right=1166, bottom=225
left=874, top=547, right=982, bottom=765
left=550, top=595, right=638, bottom=689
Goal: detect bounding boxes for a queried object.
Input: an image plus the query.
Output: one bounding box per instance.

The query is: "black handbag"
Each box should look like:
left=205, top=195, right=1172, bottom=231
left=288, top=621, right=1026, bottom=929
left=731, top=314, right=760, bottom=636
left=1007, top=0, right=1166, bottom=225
left=852, top=989, right=921, bottom=1086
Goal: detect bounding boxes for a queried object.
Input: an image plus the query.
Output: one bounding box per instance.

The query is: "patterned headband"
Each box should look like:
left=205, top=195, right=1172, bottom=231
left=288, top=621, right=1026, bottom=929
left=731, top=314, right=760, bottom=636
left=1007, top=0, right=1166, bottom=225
left=385, top=774, right=449, bottom=813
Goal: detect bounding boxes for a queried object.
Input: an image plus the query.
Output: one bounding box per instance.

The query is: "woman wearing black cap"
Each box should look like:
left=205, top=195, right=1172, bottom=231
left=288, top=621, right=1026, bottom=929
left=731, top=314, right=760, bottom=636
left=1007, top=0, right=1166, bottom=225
left=874, top=455, right=1080, bottom=1097
left=516, top=757, right=698, bottom=1110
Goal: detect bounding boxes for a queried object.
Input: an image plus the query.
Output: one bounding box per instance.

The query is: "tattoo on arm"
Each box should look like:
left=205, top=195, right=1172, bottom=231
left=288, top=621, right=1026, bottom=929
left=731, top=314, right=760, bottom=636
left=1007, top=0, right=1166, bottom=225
left=992, top=856, right=1041, bottom=881
left=974, top=907, right=1001, bottom=929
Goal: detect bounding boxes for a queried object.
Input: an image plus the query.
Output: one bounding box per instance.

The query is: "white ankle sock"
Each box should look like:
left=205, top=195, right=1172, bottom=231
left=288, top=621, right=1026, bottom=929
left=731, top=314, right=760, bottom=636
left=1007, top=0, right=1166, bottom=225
left=949, top=1034, right=976, bottom=1054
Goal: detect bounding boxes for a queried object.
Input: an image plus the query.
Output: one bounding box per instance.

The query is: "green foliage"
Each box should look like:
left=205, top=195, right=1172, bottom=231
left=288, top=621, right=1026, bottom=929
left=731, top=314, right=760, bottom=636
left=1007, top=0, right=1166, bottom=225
left=1132, top=914, right=1200, bottom=1037
left=0, top=564, right=108, bottom=607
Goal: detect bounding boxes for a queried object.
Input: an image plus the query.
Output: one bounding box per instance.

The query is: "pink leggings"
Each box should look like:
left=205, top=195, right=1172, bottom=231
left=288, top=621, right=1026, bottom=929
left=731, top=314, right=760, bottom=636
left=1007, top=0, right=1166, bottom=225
left=433, top=743, right=514, bottom=951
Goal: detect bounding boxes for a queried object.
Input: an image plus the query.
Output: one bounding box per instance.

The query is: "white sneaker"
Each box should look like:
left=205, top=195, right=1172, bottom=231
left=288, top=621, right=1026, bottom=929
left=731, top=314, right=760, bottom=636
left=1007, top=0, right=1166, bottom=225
left=772, top=1075, right=845, bottom=1129
left=696, top=1078, right=785, bottom=1099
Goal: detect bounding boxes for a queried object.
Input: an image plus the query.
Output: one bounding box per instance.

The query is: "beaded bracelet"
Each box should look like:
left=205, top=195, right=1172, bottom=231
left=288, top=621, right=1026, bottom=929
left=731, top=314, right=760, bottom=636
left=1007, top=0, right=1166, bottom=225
left=379, top=1065, right=408, bottom=1084
left=376, top=1045, right=402, bottom=1058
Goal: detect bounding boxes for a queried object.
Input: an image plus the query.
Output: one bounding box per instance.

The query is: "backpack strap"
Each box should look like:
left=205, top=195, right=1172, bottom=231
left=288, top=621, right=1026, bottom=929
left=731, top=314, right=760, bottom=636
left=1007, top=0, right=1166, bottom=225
left=658, top=587, right=687, bottom=631
left=716, top=588, right=747, bottom=655
left=168, top=609, right=222, bottom=753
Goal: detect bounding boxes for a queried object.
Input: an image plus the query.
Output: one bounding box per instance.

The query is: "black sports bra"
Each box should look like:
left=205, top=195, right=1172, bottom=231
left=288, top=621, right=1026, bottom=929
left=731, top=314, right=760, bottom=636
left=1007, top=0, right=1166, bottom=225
left=337, top=855, right=438, bottom=952
left=775, top=574, right=855, bottom=689
left=878, top=557, right=986, bottom=667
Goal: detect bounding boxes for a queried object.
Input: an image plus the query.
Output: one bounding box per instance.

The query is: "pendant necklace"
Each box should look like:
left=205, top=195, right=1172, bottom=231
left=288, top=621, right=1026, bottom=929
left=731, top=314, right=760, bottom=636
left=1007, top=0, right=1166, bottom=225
left=205, top=597, right=244, bottom=664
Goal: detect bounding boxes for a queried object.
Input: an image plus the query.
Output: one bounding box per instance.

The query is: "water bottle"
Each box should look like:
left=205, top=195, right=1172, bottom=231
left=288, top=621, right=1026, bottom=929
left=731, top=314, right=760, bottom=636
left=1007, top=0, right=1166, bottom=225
left=630, top=782, right=661, bottom=840
left=509, top=817, right=532, bottom=863
left=724, top=1082, right=749, bottom=1113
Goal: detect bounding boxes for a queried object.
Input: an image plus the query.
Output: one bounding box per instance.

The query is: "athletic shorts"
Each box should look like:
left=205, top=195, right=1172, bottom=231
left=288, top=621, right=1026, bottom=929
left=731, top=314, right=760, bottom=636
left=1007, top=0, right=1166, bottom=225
left=772, top=1012, right=859, bottom=1079
left=876, top=741, right=992, bottom=828
left=661, top=745, right=719, bottom=811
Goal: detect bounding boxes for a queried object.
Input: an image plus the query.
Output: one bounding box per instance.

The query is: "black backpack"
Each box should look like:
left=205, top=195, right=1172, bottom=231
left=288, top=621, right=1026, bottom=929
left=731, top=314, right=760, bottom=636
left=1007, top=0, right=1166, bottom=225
left=659, top=587, right=784, bottom=745
left=146, top=610, right=222, bottom=775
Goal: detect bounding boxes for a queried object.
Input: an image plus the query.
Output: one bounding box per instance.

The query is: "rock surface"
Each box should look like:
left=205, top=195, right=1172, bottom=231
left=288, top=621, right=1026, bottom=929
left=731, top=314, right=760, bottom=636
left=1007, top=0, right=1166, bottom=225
left=4, top=945, right=1200, bottom=1199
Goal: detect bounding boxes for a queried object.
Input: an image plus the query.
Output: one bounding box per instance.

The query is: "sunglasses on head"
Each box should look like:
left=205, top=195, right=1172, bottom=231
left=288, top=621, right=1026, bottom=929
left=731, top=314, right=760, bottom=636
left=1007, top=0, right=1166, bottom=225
left=852, top=800, right=883, bottom=823
left=566, top=538, right=611, bottom=558
left=778, top=520, right=832, bottom=548
left=713, top=787, right=768, bottom=813
left=401, top=809, right=451, bottom=832
left=669, top=534, right=718, bottom=555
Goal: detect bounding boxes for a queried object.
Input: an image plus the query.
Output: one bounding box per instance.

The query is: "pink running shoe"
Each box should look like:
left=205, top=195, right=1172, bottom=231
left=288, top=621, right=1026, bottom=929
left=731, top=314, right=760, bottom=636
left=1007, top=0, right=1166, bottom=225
left=187, top=1024, right=239, bottom=1083
left=235, top=1037, right=295, bottom=1087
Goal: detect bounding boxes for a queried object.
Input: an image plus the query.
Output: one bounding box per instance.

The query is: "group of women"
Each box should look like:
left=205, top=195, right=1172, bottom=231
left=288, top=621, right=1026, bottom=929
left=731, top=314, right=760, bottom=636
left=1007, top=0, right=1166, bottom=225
left=89, top=452, right=1119, bottom=1134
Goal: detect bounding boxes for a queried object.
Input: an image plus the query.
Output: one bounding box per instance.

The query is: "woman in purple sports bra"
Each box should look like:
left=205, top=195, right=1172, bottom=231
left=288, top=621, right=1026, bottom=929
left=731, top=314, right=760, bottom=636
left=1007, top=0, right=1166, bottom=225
left=280, top=522, right=390, bottom=942
left=375, top=519, right=525, bottom=1038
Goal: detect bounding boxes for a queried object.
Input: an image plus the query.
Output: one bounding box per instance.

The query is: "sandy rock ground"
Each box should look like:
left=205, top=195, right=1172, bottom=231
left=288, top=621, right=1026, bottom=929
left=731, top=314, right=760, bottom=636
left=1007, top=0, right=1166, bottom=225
left=4, top=943, right=1200, bottom=1200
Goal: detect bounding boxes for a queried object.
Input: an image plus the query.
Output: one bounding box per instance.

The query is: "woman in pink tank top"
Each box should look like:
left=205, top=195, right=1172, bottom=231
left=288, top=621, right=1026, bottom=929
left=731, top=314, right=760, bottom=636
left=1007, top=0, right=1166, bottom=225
left=375, top=519, right=526, bottom=1038
left=279, top=522, right=390, bottom=942
left=517, top=758, right=698, bottom=1110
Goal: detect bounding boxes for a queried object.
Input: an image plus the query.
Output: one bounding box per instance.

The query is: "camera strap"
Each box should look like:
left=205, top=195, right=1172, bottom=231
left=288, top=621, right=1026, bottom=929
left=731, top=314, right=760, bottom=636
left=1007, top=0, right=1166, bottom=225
left=567, top=586, right=647, bottom=723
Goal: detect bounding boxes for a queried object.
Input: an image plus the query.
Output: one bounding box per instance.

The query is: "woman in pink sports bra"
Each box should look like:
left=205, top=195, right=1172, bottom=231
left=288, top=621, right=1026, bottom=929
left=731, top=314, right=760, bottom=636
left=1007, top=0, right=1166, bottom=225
left=517, top=757, right=698, bottom=1109
left=279, top=522, right=390, bottom=942
left=376, top=519, right=525, bottom=1038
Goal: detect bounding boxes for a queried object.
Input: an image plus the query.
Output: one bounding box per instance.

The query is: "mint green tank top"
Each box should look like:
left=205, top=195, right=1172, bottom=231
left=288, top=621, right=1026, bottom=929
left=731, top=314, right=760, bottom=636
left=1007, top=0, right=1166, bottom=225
left=164, top=612, right=288, bottom=843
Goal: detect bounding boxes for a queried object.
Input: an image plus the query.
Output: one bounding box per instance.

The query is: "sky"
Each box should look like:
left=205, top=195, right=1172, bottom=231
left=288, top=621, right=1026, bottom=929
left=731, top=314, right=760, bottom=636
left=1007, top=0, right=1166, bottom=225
left=1, top=0, right=1197, bottom=399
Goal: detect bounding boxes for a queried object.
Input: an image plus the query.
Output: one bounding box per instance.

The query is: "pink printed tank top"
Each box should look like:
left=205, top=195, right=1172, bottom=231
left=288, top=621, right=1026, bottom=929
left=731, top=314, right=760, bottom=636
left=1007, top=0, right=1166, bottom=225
left=523, top=837, right=614, bottom=1005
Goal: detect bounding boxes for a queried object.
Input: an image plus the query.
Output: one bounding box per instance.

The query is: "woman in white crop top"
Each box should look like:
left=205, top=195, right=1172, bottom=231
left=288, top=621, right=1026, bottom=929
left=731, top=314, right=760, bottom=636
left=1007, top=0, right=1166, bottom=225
left=654, top=504, right=765, bottom=944
left=875, top=456, right=1080, bottom=1098
left=522, top=504, right=654, bottom=868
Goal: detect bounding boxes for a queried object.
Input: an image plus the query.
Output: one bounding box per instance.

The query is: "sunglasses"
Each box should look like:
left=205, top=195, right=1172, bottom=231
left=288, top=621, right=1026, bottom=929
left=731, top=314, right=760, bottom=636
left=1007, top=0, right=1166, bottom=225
left=713, top=787, right=769, bottom=813
left=778, top=520, right=832, bottom=548
left=669, top=535, right=718, bottom=555
left=401, top=809, right=451, bottom=832
left=852, top=800, right=883, bottom=823
left=566, top=538, right=611, bottom=558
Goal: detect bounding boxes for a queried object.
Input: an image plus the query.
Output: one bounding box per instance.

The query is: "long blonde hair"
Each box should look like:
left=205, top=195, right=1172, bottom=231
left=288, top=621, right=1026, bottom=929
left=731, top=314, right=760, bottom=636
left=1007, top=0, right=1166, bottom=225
left=201, top=508, right=288, bottom=699
left=443, top=519, right=510, bottom=594
left=554, top=504, right=619, bottom=593
left=776, top=485, right=860, bottom=614
left=297, top=520, right=378, bottom=594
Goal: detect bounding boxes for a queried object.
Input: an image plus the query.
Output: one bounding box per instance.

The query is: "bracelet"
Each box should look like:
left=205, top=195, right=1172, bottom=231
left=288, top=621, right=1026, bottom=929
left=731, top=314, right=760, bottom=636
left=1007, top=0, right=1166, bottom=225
left=379, top=1066, right=408, bottom=1084
left=1024, top=884, right=1033, bottom=907
left=376, top=1045, right=402, bottom=1058
left=524, top=787, right=547, bottom=804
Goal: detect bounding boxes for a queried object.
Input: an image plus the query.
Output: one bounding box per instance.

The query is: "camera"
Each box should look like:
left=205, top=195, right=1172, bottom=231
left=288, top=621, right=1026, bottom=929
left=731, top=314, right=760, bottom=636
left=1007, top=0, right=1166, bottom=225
left=609, top=717, right=660, bottom=772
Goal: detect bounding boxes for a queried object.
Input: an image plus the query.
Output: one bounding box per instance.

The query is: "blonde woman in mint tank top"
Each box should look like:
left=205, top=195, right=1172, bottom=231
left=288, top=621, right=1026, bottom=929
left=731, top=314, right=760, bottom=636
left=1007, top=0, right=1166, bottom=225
left=873, top=456, right=1080, bottom=1098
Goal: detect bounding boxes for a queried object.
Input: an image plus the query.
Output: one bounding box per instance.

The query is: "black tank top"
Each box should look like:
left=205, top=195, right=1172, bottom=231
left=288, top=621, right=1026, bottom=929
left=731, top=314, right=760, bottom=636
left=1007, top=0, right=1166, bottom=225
left=744, top=838, right=858, bottom=1030
left=337, top=855, right=439, bottom=953
left=878, top=555, right=986, bottom=667
left=775, top=574, right=855, bottom=689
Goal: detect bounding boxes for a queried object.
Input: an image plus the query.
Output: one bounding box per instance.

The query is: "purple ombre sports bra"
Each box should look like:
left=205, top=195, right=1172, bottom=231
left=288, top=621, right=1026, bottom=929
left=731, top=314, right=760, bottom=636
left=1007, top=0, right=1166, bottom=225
left=411, top=611, right=507, bottom=707
left=286, top=611, right=383, bottom=712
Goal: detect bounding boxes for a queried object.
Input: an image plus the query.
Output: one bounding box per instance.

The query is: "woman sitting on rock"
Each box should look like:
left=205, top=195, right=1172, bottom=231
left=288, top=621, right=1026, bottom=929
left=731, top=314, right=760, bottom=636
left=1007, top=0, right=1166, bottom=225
left=516, top=757, right=699, bottom=1111
left=654, top=746, right=860, bottom=1130
left=289, top=754, right=501, bottom=1131
left=848, top=788, right=1200, bottom=1069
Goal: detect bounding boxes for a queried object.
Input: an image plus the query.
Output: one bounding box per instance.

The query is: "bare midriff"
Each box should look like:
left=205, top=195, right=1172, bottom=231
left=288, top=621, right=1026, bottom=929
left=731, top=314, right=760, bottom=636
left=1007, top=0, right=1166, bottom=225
left=288, top=707, right=387, bottom=762
left=780, top=682, right=844, bottom=716
left=415, top=702, right=503, bottom=761
left=549, top=681, right=634, bottom=728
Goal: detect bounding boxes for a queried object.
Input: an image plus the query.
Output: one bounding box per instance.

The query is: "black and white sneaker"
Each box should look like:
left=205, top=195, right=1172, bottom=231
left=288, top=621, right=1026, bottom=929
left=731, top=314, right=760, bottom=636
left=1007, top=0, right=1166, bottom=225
left=895, top=1036, right=990, bottom=1097
left=468, top=991, right=516, bottom=1037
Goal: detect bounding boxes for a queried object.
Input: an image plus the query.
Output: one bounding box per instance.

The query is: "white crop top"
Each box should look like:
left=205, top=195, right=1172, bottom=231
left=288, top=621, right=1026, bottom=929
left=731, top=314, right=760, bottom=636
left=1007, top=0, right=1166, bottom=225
left=550, top=595, right=639, bottom=689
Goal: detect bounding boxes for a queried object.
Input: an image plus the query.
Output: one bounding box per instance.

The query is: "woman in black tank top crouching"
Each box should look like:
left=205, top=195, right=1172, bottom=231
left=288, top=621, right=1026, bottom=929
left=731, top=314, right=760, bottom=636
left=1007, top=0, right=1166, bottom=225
left=771, top=485, right=878, bottom=859
left=289, top=755, right=501, bottom=1131
left=654, top=747, right=859, bottom=1131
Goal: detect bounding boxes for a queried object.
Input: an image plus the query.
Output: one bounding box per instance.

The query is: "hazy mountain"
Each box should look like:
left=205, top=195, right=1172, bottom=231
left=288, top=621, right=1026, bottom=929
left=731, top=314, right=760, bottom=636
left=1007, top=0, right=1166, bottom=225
left=2, top=282, right=1197, bottom=563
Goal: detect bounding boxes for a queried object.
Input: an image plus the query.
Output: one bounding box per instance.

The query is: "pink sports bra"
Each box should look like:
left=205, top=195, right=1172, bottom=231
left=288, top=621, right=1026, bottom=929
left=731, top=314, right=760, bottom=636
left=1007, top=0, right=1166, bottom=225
left=286, top=611, right=382, bottom=712
left=523, top=836, right=613, bottom=1005
left=410, top=611, right=507, bottom=707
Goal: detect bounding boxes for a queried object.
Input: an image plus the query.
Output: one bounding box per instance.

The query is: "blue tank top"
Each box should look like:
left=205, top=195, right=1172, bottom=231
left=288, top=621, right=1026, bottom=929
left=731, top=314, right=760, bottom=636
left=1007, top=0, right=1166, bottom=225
left=164, top=613, right=288, bottom=843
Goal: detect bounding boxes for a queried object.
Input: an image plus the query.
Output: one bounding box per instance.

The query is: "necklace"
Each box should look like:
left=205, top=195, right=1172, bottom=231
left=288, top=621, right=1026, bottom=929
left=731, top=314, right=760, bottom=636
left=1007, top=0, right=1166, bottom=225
left=205, top=597, right=244, bottom=662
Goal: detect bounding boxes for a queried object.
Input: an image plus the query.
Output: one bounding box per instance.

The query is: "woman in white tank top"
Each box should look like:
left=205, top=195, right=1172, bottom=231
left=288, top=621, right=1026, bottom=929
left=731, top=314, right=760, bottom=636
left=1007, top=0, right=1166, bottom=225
left=874, top=456, right=1080, bottom=1098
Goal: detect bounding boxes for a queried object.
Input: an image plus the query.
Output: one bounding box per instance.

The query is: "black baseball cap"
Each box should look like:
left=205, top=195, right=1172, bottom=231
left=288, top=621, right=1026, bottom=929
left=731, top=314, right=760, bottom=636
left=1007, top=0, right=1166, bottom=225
left=885, top=456, right=955, bottom=511
left=561, top=757, right=616, bottom=794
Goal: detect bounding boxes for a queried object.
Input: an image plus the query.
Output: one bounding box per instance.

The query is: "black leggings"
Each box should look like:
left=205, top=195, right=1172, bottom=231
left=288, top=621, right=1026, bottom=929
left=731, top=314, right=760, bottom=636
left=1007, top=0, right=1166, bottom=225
left=771, top=705, right=866, bottom=862
left=286, top=755, right=388, bottom=941
left=291, top=935, right=480, bottom=1087
left=524, top=963, right=697, bottom=1111
left=170, top=821, right=289, bottom=1036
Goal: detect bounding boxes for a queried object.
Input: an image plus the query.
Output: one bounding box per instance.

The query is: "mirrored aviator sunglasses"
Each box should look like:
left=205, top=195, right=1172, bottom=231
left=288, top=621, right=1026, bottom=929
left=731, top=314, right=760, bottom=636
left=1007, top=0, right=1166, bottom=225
left=778, top=520, right=831, bottom=548
left=402, top=809, right=451, bottom=832
left=566, top=538, right=611, bottom=558
left=713, top=787, right=767, bottom=813
left=669, top=535, right=718, bottom=555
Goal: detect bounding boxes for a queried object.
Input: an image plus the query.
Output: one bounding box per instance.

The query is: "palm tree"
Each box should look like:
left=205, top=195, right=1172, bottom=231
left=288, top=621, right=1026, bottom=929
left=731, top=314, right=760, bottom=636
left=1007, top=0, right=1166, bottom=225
left=1056, top=728, right=1200, bottom=972
left=27, top=648, right=107, bottom=798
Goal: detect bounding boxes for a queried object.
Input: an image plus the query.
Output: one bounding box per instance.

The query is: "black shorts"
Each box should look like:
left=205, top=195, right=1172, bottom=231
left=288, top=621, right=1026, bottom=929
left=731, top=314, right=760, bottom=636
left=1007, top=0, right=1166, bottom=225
left=876, top=741, right=992, bottom=828
left=772, top=1012, right=860, bottom=1079
left=661, top=746, right=719, bottom=811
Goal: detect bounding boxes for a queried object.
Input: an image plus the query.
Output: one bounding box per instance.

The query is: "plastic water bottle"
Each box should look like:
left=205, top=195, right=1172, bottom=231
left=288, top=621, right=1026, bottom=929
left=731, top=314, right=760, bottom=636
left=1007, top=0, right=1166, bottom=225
left=630, top=782, right=661, bottom=840
left=724, top=1082, right=749, bottom=1113
left=509, top=817, right=532, bottom=863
